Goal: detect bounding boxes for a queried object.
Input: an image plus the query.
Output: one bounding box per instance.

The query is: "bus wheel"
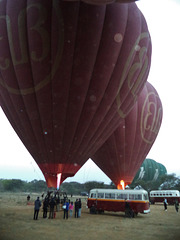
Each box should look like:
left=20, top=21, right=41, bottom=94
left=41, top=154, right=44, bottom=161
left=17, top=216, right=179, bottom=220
left=90, top=206, right=97, bottom=214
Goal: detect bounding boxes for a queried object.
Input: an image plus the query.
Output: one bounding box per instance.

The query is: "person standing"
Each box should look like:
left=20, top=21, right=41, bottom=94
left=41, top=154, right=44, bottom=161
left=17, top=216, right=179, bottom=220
left=49, top=197, right=56, bottom=219
left=164, top=198, right=168, bottom=211
left=78, top=199, right=82, bottom=217
left=27, top=195, right=30, bottom=202
left=175, top=200, right=179, bottom=213
left=56, top=196, right=60, bottom=212
left=34, top=197, right=41, bottom=220
left=43, top=198, right=49, bottom=218
left=125, top=199, right=134, bottom=218
left=69, top=201, right=74, bottom=217
left=75, top=199, right=79, bottom=218
left=63, top=200, right=69, bottom=219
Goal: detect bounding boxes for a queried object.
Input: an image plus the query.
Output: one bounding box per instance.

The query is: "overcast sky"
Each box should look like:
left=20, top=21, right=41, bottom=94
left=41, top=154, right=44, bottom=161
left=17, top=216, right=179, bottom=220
left=0, top=0, right=180, bottom=184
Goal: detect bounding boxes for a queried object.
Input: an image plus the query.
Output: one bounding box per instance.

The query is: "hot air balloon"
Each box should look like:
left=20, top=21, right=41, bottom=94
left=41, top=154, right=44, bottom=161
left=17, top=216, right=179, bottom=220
left=64, top=0, right=138, bottom=4
left=133, top=158, right=167, bottom=183
left=92, top=82, right=163, bottom=189
left=0, top=0, right=151, bottom=188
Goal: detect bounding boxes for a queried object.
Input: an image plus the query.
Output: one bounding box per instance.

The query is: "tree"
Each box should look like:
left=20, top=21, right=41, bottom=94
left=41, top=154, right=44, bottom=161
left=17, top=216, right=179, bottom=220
left=2, top=179, right=25, bottom=191
left=109, top=182, right=117, bottom=189
left=26, top=180, right=47, bottom=192
left=84, top=181, right=105, bottom=193
left=60, top=182, right=83, bottom=195
left=159, top=174, right=180, bottom=190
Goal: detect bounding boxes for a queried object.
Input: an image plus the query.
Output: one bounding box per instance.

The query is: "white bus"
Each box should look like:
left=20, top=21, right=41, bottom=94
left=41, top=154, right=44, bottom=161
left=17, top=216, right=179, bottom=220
left=87, top=189, right=150, bottom=216
left=149, top=190, right=180, bottom=204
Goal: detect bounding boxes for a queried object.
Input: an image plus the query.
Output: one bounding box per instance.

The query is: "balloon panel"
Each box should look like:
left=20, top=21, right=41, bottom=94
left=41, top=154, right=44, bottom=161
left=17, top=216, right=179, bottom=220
left=133, top=158, right=167, bottom=182
left=63, top=0, right=138, bottom=5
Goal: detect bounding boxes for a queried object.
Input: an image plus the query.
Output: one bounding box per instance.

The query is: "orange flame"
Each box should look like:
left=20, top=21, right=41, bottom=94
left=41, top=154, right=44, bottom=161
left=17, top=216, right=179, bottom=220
left=117, top=180, right=125, bottom=190
left=120, top=180, right=125, bottom=190
left=57, top=173, right=62, bottom=190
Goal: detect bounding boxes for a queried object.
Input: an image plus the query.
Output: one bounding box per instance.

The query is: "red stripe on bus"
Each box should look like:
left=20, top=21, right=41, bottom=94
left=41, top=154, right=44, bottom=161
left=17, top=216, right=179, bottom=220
left=88, top=198, right=148, bottom=204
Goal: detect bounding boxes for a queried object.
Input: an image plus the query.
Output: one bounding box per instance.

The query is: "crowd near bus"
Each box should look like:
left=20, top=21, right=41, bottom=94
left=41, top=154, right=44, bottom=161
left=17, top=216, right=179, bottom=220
left=32, top=190, right=82, bottom=220
left=31, top=188, right=180, bottom=220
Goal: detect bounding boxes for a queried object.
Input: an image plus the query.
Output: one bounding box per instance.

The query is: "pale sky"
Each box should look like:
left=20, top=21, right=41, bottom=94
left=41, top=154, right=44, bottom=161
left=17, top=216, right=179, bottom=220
left=0, top=0, right=180, bottom=184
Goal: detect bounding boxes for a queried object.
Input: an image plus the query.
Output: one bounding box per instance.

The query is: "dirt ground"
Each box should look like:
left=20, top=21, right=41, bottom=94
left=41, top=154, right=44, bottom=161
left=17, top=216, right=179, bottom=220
left=0, top=192, right=180, bottom=240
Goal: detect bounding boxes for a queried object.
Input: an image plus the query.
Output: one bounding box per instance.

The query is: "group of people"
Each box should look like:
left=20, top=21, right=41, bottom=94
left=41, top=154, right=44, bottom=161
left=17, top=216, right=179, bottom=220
left=33, top=191, right=83, bottom=220
left=43, top=195, right=59, bottom=219
left=34, top=193, right=179, bottom=220
left=33, top=191, right=61, bottom=220
left=63, top=198, right=82, bottom=219
left=163, top=198, right=179, bottom=212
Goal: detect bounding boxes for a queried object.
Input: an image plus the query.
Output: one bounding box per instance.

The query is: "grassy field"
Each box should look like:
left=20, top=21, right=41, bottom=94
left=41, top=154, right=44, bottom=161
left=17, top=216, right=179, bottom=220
left=0, top=192, right=180, bottom=240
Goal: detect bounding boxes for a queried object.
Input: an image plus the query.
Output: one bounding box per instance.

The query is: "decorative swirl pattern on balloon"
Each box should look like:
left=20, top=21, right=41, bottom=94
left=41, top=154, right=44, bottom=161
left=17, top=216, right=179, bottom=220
left=141, top=92, right=163, bottom=144
left=116, top=32, right=150, bottom=118
left=0, top=1, right=64, bottom=95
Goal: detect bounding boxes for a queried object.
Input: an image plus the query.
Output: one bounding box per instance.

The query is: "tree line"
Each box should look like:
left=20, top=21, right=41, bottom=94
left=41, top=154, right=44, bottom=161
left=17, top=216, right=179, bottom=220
left=0, top=179, right=115, bottom=194
left=0, top=173, right=179, bottom=194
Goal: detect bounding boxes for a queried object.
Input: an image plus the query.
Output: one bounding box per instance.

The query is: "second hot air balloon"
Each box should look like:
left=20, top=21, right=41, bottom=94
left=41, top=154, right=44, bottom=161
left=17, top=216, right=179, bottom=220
left=92, top=82, right=163, bottom=189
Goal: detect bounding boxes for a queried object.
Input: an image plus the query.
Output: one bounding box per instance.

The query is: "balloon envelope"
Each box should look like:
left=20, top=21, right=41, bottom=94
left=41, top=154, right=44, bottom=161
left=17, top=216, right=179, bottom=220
left=133, top=158, right=167, bottom=183
left=63, top=1, right=138, bottom=4
left=92, top=82, right=163, bottom=189
left=0, top=0, right=151, bottom=187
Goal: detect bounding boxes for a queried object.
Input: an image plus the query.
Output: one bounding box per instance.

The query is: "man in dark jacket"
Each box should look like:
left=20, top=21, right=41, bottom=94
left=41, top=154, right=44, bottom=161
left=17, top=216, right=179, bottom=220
left=74, top=199, right=79, bottom=218
left=34, top=197, right=41, bottom=220
left=43, top=198, right=49, bottom=218
left=49, top=197, right=56, bottom=219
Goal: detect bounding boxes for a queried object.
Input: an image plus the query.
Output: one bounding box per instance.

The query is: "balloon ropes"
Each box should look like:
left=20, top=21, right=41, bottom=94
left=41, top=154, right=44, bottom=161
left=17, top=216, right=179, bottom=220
left=0, top=0, right=151, bottom=188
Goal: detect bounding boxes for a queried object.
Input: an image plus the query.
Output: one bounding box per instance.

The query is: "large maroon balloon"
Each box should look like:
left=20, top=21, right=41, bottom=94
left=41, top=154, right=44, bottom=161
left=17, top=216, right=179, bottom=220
left=0, top=0, right=151, bottom=188
left=92, top=82, right=163, bottom=189
left=64, top=0, right=138, bottom=4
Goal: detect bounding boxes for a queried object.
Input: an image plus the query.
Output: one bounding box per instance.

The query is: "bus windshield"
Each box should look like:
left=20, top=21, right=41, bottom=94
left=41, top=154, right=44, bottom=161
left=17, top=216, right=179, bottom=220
left=143, top=194, right=148, bottom=200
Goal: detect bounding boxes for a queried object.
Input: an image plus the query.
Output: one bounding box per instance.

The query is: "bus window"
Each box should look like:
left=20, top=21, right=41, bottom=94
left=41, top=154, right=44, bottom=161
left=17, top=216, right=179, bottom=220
left=117, top=194, right=121, bottom=199
left=134, top=194, right=142, bottom=200
left=111, top=194, right=115, bottom=199
left=117, top=193, right=127, bottom=199
left=143, top=194, right=148, bottom=200
left=105, top=193, right=115, bottom=199
left=91, top=193, right=96, bottom=198
left=123, top=194, right=128, bottom=199
left=98, top=193, right=104, bottom=198
left=129, top=194, right=135, bottom=200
